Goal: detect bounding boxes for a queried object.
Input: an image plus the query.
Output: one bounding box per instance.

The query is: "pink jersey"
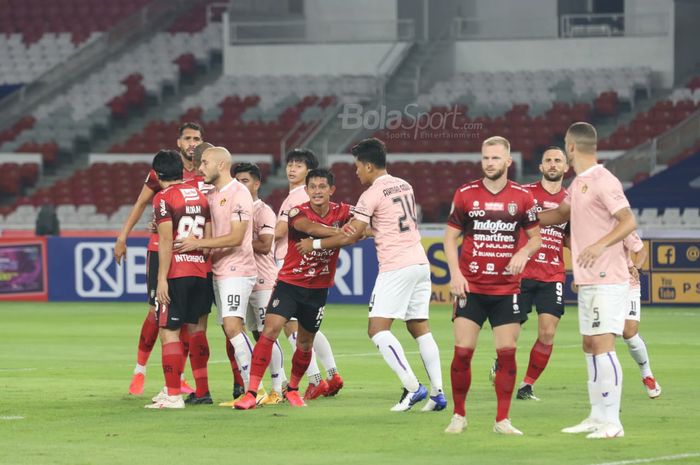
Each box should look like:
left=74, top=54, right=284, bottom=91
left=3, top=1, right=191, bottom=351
left=563, top=164, right=631, bottom=285
left=206, top=179, right=257, bottom=280
left=623, top=231, right=644, bottom=289
left=275, top=185, right=309, bottom=261
left=253, top=199, right=278, bottom=291
left=353, top=174, right=427, bottom=272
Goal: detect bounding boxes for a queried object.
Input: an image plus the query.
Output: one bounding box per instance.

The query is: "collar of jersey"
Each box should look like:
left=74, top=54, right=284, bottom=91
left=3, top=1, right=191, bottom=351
left=577, top=163, right=602, bottom=177
left=217, top=179, right=237, bottom=193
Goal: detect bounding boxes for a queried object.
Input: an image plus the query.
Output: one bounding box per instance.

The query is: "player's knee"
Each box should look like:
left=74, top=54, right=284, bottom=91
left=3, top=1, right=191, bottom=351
left=538, top=327, right=556, bottom=345
left=622, top=328, right=637, bottom=340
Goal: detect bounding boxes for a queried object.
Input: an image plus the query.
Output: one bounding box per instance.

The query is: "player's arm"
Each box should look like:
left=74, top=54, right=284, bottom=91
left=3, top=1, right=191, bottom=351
left=538, top=201, right=571, bottom=226
left=274, top=220, right=288, bottom=241
left=156, top=220, right=173, bottom=305
left=506, top=226, right=542, bottom=275
left=178, top=219, right=250, bottom=251
left=630, top=243, right=647, bottom=269
left=578, top=207, right=637, bottom=269
left=296, top=218, right=368, bottom=253
left=114, top=184, right=156, bottom=264
left=202, top=222, right=213, bottom=257
left=444, top=224, right=469, bottom=298
left=253, top=231, right=274, bottom=254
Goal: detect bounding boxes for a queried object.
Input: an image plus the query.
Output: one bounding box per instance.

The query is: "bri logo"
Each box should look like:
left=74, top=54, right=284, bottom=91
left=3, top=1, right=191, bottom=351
left=75, top=242, right=147, bottom=298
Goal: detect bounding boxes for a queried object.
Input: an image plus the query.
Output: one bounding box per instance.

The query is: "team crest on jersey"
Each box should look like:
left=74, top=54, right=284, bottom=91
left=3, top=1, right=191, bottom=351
left=220, top=198, right=227, bottom=206
left=272, top=299, right=279, bottom=308
left=507, top=202, right=518, bottom=216
left=581, top=184, right=588, bottom=193
left=289, top=207, right=300, bottom=218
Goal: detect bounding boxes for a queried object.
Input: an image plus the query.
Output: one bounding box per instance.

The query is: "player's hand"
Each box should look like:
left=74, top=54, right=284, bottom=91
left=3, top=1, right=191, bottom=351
left=114, top=237, right=127, bottom=265
left=176, top=235, right=199, bottom=253
left=577, top=242, right=606, bottom=268
left=341, top=223, right=356, bottom=237
left=505, top=249, right=530, bottom=275
left=449, top=273, right=470, bottom=299
left=156, top=279, right=170, bottom=305
left=629, top=266, right=640, bottom=284
left=146, top=221, right=157, bottom=233
left=296, top=238, right=313, bottom=254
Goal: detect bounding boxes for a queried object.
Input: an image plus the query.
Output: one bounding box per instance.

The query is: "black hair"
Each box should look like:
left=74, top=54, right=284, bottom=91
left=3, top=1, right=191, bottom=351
left=233, top=162, right=262, bottom=182
left=178, top=122, right=203, bottom=137
left=351, top=137, right=386, bottom=168
left=285, top=148, right=318, bottom=169
left=152, top=149, right=183, bottom=181
left=305, top=168, right=335, bottom=187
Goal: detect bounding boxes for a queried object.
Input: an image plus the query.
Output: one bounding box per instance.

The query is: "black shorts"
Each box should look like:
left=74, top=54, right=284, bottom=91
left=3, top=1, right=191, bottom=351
left=518, top=279, right=565, bottom=323
left=147, top=250, right=158, bottom=307
left=156, top=276, right=212, bottom=330
left=452, top=292, right=522, bottom=328
left=266, top=281, right=328, bottom=333
left=203, top=272, right=214, bottom=316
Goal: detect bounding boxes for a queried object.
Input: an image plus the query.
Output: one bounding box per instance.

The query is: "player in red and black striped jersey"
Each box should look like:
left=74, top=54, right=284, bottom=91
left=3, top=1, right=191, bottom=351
left=443, top=136, right=541, bottom=435
left=234, top=169, right=353, bottom=409
left=145, top=150, right=212, bottom=409
left=114, top=122, right=204, bottom=397
left=515, top=147, right=569, bottom=402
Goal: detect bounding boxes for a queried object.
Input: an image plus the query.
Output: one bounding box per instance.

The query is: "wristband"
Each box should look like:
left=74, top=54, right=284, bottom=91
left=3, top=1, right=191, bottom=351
left=312, top=239, right=322, bottom=250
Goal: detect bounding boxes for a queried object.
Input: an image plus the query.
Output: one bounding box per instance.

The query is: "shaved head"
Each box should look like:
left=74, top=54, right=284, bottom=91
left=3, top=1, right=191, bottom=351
left=199, top=146, right=233, bottom=186
left=204, top=146, right=232, bottom=165
left=565, top=122, right=597, bottom=154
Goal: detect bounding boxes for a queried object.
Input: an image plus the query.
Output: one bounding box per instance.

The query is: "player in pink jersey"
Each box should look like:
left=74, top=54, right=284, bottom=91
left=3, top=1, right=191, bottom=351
left=274, top=149, right=344, bottom=400
left=177, top=147, right=258, bottom=401
left=621, top=232, right=661, bottom=398
left=233, top=162, right=288, bottom=405
left=115, top=122, right=203, bottom=396
left=442, top=136, right=541, bottom=435
left=144, top=150, right=212, bottom=409
left=234, top=169, right=353, bottom=410
left=539, top=122, right=637, bottom=439
left=514, top=147, right=569, bottom=402
left=297, top=138, right=445, bottom=413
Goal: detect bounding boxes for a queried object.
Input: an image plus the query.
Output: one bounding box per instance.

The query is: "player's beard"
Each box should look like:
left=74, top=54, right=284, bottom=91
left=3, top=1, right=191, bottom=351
left=483, top=167, right=506, bottom=181
left=181, top=148, right=193, bottom=161
left=205, top=172, right=219, bottom=185
left=543, top=171, right=564, bottom=182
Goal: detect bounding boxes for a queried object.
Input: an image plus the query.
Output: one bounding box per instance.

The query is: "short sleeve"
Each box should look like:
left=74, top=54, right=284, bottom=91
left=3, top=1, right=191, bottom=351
left=144, top=169, right=160, bottom=193
left=600, top=173, right=630, bottom=216
left=287, top=206, right=308, bottom=231
left=352, top=189, right=377, bottom=225
left=446, top=189, right=466, bottom=230
left=522, top=191, right=540, bottom=230
left=277, top=197, right=291, bottom=223
left=258, top=206, right=277, bottom=236
left=231, top=190, right=253, bottom=222
left=153, top=193, right=172, bottom=224
left=622, top=231, right=644, bottom=253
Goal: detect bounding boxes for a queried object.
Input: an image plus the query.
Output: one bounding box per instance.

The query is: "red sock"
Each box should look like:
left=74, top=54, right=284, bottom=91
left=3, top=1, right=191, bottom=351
left=162, top=341, right=184, bottom=396
left=226, top=339, right=245, bottom=386
left=179, top=329, right=190, bottom=368
left=523, top=340, right=553, bottom=385
left=495, top=348, right=517, bottom=422
left=450, top=346, right=474, bottom=417
left=248, top=335, right=275, bottom=394
left=137, top=312, right=159, bottom=366
left=289, top=347, right=313, bottom=390
left=188, top=331, right=210, bottom=397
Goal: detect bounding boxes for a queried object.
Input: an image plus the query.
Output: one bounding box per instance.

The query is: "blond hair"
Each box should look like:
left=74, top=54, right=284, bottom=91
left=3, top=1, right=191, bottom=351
left=482, top=136, right=511, bottom=154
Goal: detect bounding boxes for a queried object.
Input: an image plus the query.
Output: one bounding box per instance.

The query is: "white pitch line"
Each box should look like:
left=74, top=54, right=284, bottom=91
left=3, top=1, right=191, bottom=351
left=588, top=452, right=700, bottom=465
left=0, top=416, right=24, bottom=420
left=0, top=368, right=36, bottom=373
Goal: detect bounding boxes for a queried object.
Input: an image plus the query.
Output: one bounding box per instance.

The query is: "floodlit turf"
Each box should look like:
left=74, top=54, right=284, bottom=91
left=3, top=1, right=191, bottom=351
left=0, top=302, right=698, bottom=465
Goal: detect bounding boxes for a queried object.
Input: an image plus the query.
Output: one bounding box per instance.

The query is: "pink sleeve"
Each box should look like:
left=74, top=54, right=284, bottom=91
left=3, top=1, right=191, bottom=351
left=600, top=173, right=630, bottom=215
left=353, top=189, right=377, bottom=225
left=278, top=197, right=291, bottom=223
left=622, top=231, right=643, bottom=253
left=231, top=190, right=253, bottom=222
left=258, top=206, right=276, bottom=236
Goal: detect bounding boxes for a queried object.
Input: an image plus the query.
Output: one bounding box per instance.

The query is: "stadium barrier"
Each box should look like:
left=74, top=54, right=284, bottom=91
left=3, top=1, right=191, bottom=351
left=1, top=234, right=698, bottom=306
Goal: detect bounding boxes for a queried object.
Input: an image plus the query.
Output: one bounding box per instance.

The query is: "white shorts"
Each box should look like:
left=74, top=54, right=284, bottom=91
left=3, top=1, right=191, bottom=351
left=626, top=286, right=641, bottom=322
left=246, top=289, right=273, bottom=332
left=577, top=283, right=628, bottom=336
left=213, top=276, right=256, bottom=325
left=369, top=264, right=431, bottom=321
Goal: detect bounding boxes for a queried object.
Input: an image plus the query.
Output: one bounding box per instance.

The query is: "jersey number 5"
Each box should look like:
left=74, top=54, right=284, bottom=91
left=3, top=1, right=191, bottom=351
left=177, top=215, right=206, bottom=240
left=393, top=194, right=417, bottom=232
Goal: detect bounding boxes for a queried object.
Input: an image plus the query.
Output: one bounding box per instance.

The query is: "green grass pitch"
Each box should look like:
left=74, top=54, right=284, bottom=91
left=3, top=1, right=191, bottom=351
left=0, top=302, right=698, bottom=465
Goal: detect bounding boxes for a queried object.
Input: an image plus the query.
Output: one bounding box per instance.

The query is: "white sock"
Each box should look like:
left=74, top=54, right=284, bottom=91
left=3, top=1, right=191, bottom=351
left=134, top=364, right=146, bottom=375
left=313, top=330, right=338, bottom=377
left=371, top=330, right=419, bottom=392
left=270, top=339, right=287, bottom=393
left=415, top=333, right=443, bottom=396
left=288, top=331, right=322, bottom=383
left=597, top=351, right=623, bottom=427
left=585, top=353, right=604, bottom=422
left=624, top=333, right=653, bottom=378
left=230, top=333, right=254, bottom=390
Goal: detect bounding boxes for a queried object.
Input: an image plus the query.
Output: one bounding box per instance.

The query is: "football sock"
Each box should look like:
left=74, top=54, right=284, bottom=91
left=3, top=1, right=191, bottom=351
left=371, top=330, right=420, bottom=392
left=450, top=346, right=473, bottom=417
left=416, top=332, right=443, bottom=396
left=598, top=351, right=623, bottom=426
left=230, top=332, right=254, bottom=390
left=270, top=339, right=287, bottom=393
left=162, top=341, right=183, bottom=396
left=313, top=330, right=339, bottom=378
left=135, top=311, right=158, bottom=371
left=624, top=333, right=653, bottom=378
left=586, top=353, right=604, bottom=422
left=494, top=348, right=517, bottom=422
left=523, top=340, right=553, bottom=385
left=288, top=332, right=322, bottom=383
left=225, top=339, right=245, bottom=386
left=179, top=328, right=190, bottom=369
left=248, top=335, right=274, bottom=394
left=290, top=347, right=313, bottom=390
left=188, top=331, right=210, bottom=397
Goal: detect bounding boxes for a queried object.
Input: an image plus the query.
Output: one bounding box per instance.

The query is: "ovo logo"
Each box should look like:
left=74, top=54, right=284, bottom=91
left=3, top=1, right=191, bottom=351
left=686, top=246, right=699, bottom=262
left=657, top=245, right=676, bottom=265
